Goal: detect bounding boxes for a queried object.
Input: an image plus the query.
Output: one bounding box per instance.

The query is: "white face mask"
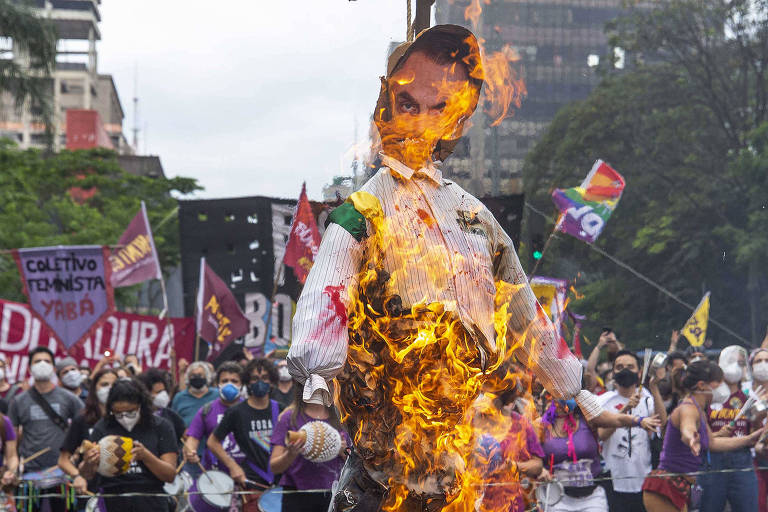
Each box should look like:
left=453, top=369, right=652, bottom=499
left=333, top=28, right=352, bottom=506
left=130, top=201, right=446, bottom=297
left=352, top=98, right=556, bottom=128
left=96, top=386, right=111, bottom=405
left=61, top=369, right=84, bottom=389
left=152, top=390, right=170, bottom=409
left=752, top=362, right=768, bottom=382
left=711, top=382, right=731, bottom=405
left=115, top=410, right=140, bottom=432
left=30, top=361, right=54, bottom=382
left=722, top=363, right=743, bottom=384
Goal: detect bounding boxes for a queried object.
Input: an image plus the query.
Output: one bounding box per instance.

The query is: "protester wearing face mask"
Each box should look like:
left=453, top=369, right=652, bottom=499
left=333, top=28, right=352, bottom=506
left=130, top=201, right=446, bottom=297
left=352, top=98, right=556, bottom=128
left=271, top=360, right=295, bottom=411
left=694, top=346, right=758, bottom=512
left=748, top=347, right=768, bottom=512
left=537, top=397, right=660, bottom=512
left=123, top=354, right=142, bottom=376
left=56, top=356, right=88, bottom=401
left=597, top=350, right=667, bottom=512
left=9, top=347, right=83, bottom=512
left=136, top=369, right=185, bottom=446
left=58, top=369, right=118, bottom=497
left=209, top=358, right=280, bottom=503
left=642, top=360, right=766, bottom=512
left=170, top=362, right=218, bottom=427
left=81, top=379, right=177, bottom=512
left=185, top=362, right=245, bottom=475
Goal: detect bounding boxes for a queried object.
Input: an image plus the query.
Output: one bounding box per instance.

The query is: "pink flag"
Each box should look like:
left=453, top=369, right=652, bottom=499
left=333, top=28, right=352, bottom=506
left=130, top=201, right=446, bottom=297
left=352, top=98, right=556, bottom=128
left=283, top=183, right=320, bottom=284
left=196, top=258, right=250, bottom=361
left=110, top=202, right=162, bottom=287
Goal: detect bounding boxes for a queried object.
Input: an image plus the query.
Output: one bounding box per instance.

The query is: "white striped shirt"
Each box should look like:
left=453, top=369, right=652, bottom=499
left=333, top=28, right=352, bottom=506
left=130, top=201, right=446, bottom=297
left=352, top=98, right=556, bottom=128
left=287, top=154, right=602, bottom=419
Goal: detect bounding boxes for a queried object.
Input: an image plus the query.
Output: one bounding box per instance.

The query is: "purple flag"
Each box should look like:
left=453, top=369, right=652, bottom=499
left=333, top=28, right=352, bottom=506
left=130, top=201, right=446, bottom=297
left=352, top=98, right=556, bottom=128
left=110, top=201, right=162, bottom=287
left=13, top=245, right=115, bottom=351
left=196, top=258, right=250, bottom=361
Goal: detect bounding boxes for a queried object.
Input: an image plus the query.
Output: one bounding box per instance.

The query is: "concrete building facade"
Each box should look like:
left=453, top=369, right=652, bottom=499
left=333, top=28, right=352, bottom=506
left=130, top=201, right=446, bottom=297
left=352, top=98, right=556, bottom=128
left=435, top=0, right=625, bottom=197
left=0, top=0, right=131, bottom=153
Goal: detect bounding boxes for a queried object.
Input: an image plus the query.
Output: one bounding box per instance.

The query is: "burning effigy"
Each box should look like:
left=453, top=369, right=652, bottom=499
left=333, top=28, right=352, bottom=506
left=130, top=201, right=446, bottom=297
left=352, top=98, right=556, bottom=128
left=288, top=23, right=603, bottom=512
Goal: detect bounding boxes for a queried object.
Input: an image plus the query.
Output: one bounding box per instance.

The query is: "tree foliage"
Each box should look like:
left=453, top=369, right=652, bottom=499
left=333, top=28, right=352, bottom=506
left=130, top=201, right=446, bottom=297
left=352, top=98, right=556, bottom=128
left=0, top=0, right=57, bottom=145
left=0, top=141, right=201, bottom=308
left=522, top=0, right=768, bottom=349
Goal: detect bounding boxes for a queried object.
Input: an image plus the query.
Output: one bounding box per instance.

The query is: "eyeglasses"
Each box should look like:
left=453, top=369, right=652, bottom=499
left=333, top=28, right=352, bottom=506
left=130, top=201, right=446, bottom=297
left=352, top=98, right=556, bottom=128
left=113, top=410, right=139, bottom=420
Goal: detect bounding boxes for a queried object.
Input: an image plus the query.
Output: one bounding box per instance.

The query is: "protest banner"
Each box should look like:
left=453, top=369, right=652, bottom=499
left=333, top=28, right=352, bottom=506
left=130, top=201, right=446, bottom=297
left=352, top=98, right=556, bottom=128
left=196, top=258, right=250, bottom=361
left=551, top=159, right=625, bottom=243
left=13, top=245, right=114, bottom=351
left=283, top=183, right=321, bottom=285
left=110, top=201, right=162, bottom=288
left=0, top=298, right=194, bottom=384
left=682, top=292, right=710, bottom=347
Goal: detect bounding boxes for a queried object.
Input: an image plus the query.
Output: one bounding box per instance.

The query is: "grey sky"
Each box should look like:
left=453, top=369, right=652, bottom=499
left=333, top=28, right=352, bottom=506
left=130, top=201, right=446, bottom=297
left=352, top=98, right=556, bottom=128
left=98, top=1, right=410, bottom=201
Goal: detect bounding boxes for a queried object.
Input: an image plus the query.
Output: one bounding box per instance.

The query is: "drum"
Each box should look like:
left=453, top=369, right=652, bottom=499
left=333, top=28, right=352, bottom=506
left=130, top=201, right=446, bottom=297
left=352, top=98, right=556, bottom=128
left=164, top=471, right=194, bottom=496
left=84, top=496, right=106, bottom=512
left=21, top=467, right=67, bottom=489
left=257, top=487, right=282, bottom=512
left=188, top=470, right=234, bottom=512
left=535, top=480, right=564, bottom=509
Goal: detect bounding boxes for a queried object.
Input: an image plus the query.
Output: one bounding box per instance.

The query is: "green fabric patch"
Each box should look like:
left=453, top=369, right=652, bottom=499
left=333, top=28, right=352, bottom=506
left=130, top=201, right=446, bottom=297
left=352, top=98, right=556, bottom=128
left=327, top=202, right=367, bottom=242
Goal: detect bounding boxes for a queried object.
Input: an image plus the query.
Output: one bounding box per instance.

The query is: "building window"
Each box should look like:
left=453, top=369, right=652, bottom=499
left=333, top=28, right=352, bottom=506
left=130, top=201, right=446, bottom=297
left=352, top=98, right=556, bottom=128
left=588, top=54, right=600, bottom=67
left=614, top=47, right=625, bottom=69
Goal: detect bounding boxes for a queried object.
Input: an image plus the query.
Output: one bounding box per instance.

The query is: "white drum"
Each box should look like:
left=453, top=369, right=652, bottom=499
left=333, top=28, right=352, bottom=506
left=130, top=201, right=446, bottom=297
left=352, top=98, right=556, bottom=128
left=535, top=480, right=565, bottom=508
left=189, top=470, right=234, bottom=512
left=164, top=471, right=193, bottom=496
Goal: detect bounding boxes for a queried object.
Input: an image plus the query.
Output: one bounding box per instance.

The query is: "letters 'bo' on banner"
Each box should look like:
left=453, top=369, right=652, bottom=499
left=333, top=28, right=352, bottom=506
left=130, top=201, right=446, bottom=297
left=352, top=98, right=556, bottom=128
left=13, top=245, right=115, bottom=351
left=551, top=160, right=625, bottom=243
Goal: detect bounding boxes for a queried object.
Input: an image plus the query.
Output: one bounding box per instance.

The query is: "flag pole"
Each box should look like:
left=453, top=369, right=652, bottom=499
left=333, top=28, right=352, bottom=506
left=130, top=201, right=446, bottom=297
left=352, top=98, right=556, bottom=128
left=159, top=275, right=177, bottom=386
left=528, top=215, right=563, bottom=282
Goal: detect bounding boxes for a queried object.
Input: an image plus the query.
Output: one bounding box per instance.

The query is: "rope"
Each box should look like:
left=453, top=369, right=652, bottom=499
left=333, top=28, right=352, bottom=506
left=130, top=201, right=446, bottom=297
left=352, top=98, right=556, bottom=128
left=407, top=0, right=414, bottom=41
left=523, top=202, right=753, bottom=346
left=10, top=464, right=768, bottom=500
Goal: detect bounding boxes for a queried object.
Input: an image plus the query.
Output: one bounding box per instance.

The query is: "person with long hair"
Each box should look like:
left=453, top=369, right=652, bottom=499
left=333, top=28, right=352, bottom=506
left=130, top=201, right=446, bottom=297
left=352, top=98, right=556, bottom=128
left=136, top=369, right=185, bottom=446
left=641, top=360, right=765, bottom=512
left=58, top=368, right=118, bottom=495
left=697, top=346, right=759, bottom=512
left=80, top=379, right=177, bottom=512
left=747, top=347, right=768, bottom=512
left=537, top=397, right=661, bottom=511
left=269, top=382, right=349, bottom=512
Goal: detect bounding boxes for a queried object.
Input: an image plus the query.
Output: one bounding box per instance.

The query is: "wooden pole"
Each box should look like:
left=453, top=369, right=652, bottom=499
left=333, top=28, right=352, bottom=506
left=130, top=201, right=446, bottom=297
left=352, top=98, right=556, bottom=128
left=159, top=276, right=177, bottom=386
left=527, top=221, right=560, bottom=282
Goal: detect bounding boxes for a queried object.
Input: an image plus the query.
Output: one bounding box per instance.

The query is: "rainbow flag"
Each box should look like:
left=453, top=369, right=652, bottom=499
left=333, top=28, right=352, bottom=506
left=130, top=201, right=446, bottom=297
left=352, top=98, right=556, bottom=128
left=551, top=160, right=625, bottom=243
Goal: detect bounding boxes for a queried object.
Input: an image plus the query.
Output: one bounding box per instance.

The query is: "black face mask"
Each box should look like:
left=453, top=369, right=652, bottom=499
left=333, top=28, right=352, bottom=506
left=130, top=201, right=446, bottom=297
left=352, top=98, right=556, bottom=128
left=189, top=376, right=207, bottom=390
left=614, top=368, right=640, bottom=388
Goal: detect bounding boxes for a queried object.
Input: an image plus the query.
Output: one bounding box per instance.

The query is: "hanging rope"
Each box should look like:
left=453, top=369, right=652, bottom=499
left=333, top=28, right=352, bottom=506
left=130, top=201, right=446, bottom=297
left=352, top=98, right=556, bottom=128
left=407, top=0, right=414, bottom=41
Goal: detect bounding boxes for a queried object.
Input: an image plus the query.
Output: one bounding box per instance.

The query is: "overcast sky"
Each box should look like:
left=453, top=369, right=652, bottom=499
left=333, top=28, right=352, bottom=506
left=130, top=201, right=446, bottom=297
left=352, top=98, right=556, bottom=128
left=98, top=1, right=411, bottom=201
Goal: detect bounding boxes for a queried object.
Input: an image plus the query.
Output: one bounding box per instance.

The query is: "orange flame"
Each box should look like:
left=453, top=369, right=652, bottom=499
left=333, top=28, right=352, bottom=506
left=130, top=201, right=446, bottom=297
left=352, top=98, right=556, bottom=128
left=336, top=203, right=542, bottom=510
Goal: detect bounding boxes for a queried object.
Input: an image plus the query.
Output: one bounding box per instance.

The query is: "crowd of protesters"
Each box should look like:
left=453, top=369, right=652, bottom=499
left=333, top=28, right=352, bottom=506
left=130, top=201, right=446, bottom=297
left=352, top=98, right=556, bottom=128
left=0, top=328, right=762, bottom=512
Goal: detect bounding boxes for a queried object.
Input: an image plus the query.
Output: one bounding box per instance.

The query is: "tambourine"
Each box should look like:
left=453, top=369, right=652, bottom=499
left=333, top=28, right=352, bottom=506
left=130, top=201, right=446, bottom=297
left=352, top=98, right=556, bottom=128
left=286, top=421, right=342, bottom=463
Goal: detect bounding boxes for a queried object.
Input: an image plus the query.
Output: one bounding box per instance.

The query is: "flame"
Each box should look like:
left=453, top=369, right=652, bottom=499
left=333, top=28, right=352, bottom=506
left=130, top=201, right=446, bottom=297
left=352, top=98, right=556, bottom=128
left=336, top=199, right=542, bottom=509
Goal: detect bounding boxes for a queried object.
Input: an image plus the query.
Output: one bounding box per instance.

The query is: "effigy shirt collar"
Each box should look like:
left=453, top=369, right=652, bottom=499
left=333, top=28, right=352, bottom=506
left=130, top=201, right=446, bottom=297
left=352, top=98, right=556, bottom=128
left=379, top=153, right=442, bottom=186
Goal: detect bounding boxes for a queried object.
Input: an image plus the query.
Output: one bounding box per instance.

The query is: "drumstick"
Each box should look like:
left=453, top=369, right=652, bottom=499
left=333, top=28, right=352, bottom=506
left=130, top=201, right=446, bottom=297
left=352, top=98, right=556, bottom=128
left=196, top=462, right=213, bottom=484
left=175, top=461, right=185, bottom=474
left=21, top=448, right=51, bottom=466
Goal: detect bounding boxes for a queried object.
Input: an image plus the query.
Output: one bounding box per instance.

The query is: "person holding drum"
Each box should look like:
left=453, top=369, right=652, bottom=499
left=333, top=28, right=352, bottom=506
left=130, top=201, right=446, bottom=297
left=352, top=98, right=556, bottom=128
left=58, top=368, right=119, bottom=496
left=209, top=359, right=279, bottom=508
left=185, top=362, right=245, bottom=473
left=269, top=381, right=350, bottom=512
left=80, top=379, right=177, bottom=512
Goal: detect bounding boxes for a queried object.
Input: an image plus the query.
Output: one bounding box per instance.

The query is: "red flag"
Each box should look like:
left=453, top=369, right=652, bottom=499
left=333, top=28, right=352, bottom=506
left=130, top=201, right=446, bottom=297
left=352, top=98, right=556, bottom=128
left=110, top=201, right=162, bottom=287
left=283, top=183, right=320, bottom=284
left=196, top=258, right=250, bottom=361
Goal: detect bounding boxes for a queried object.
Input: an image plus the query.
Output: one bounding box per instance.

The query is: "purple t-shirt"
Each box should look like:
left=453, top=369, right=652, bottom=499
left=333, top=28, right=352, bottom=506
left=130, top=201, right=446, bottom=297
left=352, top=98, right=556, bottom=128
left=0, top=416, right=16, bottom=467
left=541, top=413, right=602, bottom=480
left=186, top=398, right=245, bottom=471
left=270, top=411, right=350, bottom=490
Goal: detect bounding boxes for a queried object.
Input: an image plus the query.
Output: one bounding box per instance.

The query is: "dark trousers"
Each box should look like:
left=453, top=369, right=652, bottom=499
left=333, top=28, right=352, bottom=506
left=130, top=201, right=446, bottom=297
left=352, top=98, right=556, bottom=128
left=282, top=487, right=332, bottom=512
left=330, top=453, right=449, bottom=512
left=608, top=489, right=646, bottom=512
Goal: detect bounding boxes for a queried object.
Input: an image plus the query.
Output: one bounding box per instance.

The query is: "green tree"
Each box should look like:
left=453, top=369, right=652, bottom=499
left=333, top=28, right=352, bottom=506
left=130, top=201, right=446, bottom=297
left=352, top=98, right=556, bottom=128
left=0, top=0, right=57, bottom=145
left=0, top=142, right=201, bottom=308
